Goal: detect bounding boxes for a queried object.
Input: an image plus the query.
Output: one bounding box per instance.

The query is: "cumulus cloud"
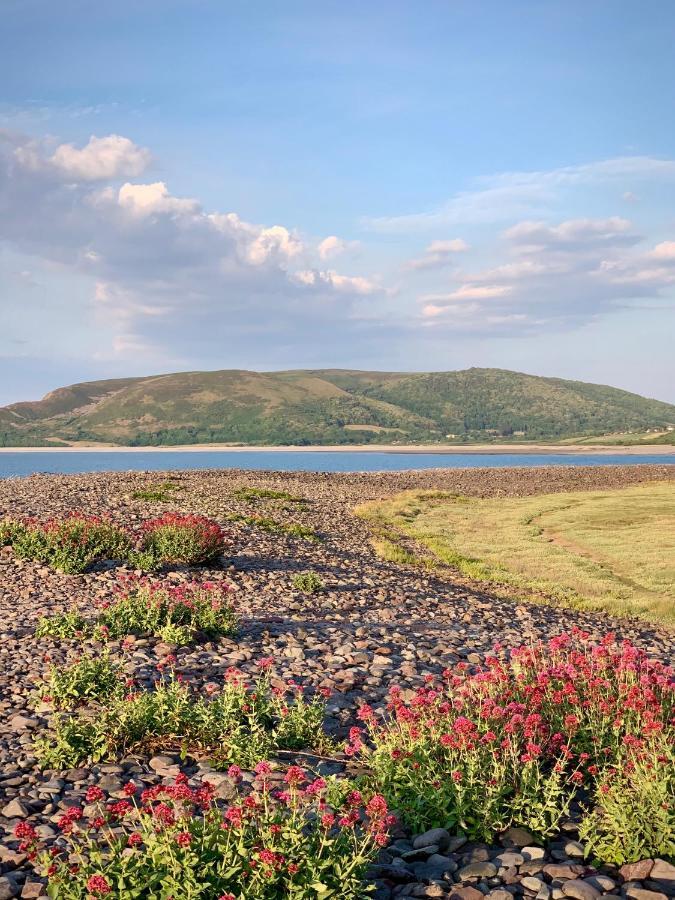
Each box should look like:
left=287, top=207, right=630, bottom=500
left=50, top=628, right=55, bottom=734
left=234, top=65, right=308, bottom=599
left=0, top=130, right=384, bottom=360
left=407, top=237, right=469, bottom=270
left=417, top=216, right=675, bottom=334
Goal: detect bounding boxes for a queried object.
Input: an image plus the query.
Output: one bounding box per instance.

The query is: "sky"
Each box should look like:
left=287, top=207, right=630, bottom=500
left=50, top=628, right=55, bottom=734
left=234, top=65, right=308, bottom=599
left=1, top=0, right=675, bottom=406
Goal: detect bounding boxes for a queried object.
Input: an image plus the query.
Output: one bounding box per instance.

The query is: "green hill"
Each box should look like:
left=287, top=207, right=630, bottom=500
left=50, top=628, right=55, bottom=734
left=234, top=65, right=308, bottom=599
left=1, top=368, right=674, bottom=447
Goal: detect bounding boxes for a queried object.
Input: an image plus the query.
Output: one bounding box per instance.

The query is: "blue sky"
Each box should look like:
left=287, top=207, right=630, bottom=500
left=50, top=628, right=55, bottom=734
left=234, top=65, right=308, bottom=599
left=2, top=0, right=675, bottom=404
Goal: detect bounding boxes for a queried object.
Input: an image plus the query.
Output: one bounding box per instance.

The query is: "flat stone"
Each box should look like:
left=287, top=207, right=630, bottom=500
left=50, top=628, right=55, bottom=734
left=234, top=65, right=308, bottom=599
left=495, top=853, right=525, bottom=868
left=522, top=848, right=547, bottom=862
left=544, top=865, right=585, bottom=881
left=501, top=827, right=535, bottom=848
left=1, top=799, right=29, bottom=818
left=413, top=828, right=452, bottom=852
left=621, top=863, right=655, bottom=882
left=459, top=862, right=497, bottom=880
left=651, top=861, right=675, bottom=890
left=624, top=889, right=667, bottom=900
left=0, top=877, right=19, bottom=900
left=449, top=888, right=485, bottom=900
left=562, top=880, right=600, bottom=900
left=522, top=877, right=545, bottom=892
left=585, top=877, right=616, bottom=893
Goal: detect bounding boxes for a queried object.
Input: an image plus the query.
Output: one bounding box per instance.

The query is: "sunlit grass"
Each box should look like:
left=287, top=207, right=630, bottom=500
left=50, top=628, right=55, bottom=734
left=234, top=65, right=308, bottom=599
left=356, top=482, right=675, bottom=624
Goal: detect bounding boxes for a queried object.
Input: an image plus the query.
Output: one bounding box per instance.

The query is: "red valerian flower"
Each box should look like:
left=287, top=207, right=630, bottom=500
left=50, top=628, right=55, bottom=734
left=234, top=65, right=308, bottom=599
left=86, top=875, right=112, bottom=896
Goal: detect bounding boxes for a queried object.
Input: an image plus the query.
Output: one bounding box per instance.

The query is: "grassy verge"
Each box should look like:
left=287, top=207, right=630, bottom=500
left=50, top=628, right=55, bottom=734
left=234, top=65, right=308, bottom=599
left=356, top=482, right=675, bottom=623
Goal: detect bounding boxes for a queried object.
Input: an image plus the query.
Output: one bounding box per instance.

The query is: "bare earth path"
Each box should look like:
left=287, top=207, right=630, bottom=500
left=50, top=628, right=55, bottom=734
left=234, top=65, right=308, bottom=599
left=0, top=465, right=673, bottom=898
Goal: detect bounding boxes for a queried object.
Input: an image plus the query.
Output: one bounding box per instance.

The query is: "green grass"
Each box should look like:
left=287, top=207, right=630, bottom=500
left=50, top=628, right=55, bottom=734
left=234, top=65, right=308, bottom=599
left=233, top=486, right=305, bottom=502
left=356, top=482, right=675, bottom=624
left=226, top=513, right=320, bottom=541
left=132, top=481, right=179, bottom=502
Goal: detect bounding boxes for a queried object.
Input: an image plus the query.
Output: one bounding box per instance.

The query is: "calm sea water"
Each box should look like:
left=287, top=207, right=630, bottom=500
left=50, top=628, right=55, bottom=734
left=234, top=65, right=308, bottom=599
left=0, top=450, right=672, bottom=478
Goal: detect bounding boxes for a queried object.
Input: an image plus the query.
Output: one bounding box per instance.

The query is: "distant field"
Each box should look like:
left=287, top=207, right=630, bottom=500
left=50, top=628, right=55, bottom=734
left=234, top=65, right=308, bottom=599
left=357, top=482, right=675, bottom=624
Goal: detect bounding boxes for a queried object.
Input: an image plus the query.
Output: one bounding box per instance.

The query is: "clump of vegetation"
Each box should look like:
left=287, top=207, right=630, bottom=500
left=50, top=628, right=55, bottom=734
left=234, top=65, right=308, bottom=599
left=129, top=512, right=228, bottom=570
left=351, top=631, right=673, bottom=849
left=292, top=571, right=325, bottom=593
left=132, top=480, right=179, bottom=502
left=579, top=734, right=674, bottom=864
left=35, top=577, right=237, bottom=645
left=228, top=513, right=320, bottom=542
left=34, top=663, right=333, bottom=770
left=0, top=513, right=131, bottom=574
left=2, top=511, right=228, bottom=574
left=36, top=653, right=123, bottom=709
left=233, top=486, right=305, bottom=503
left=16, top=771, right=392, bottom=900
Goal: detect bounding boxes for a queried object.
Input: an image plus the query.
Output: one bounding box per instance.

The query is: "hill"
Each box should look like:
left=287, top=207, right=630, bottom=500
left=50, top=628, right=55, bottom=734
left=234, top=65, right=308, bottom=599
left=1, top=368, right=674, bottom=447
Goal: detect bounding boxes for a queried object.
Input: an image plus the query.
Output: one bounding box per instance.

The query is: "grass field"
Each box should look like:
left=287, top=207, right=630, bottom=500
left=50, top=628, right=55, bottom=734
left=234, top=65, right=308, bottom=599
left=356, top=482, right=675, bottom=624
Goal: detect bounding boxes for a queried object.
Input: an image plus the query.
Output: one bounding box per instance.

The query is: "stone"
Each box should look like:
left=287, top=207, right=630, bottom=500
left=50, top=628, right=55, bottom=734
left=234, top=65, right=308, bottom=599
left=1, top=799, right=29, bottom=818
left=562, top=880, right=600, bottom=900
left=522, top=848, right=547, bottom=861
left=0, top=877, right=19, bottom=900
left=459, top=863, right=498, bottom=880
left=494, top=853, right=525, bottom=868
left=544, top=865, right=585, bottom=881
left=585, top=877, right=616, bottom=893
left=20, top=885, right=45, bottom=899
left=624, top=889, right=667, bottom=900
left=449, top=889, right=485, bottom=900
left=413, top=828, right=452, bottom=852
left=621, top=863, right=655, bottom=883
left=650, top=861, right=675, bottom=893
left=501, top=827, right=535, bottom=848
left=486, top=892, right=514, bottom=900
left=562, top=841, right=585, bottom=859
left=522, top=878, right=545, bottom=892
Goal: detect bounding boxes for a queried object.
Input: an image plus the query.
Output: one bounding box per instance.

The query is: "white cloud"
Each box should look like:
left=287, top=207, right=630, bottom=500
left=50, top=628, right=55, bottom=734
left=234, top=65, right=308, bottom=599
left=367, top=157, right=675, bottom=232
left=292, top=268, right=379, bottom=294
left=0, top=130, right=383, bottom=361
left=51, top=135, right=152, bottom=181
left=650, top=241, right=675, bottom=261
left=317, top=235, right=345, bottom=259
left=423, top=284, right=512, bottom=303
left=407, top=237, right=469, bottom=270
left=118, top=181, right=199, bottom=216
left=504, top=217, right=637, bottom=252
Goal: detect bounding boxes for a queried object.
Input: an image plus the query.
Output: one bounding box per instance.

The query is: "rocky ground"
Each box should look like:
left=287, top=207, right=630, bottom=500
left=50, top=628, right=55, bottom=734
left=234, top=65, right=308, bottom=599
left=0, top=465, right=673, bottom=899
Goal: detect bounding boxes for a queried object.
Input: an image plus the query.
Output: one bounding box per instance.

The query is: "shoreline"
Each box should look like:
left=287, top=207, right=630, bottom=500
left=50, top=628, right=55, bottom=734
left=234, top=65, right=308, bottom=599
left=0, top=442, right=674, bottom=456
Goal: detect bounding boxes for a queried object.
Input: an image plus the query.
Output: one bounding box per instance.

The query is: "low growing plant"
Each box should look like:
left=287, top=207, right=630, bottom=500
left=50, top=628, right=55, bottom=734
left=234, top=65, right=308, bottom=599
left=129, top=512, right=227, bottom=570
left=3, top=513, right=131, bottom=574
left=17, top=770, right=393, bottom=899
left=36, top=652, right=124, bottom=709
left=579, top=733, right=675, bottom=864
left=292, top=571, right=325, bottom=594
left=351, top=630, right=673, bottom=845
left=228, top=513, right=320, bottom=542
left=34, top=661, right=333, bottom=770
left=35, top=578, right=237, bottom=645
left=233, top=486, right=304, bottom=502
left=132, top=481, right=179, bottom=502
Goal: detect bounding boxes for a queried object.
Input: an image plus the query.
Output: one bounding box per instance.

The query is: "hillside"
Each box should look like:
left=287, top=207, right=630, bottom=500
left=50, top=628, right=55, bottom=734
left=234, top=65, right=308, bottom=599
left=1, top=368, right=674, bottom=447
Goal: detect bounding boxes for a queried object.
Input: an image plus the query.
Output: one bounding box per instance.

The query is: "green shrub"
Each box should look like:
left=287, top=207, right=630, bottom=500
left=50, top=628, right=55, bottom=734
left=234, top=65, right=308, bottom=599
left=37, top=653, right=123, bottom=709
left=0, top=518, right=26, bottom=545
left=35, top=578, right=237, bottom=645
left=34, top=663, right=333, bottom=770
left=351, top=632, right=673, bottom=845
left=579, top=735, right=675, bottom=864
left=292, top=571, right=325, bottom=593
left=7, top=513, right=131, bottom=574
left=130, top=512, right=227, bottom=570
left=17, top=773, right=392, bottom=900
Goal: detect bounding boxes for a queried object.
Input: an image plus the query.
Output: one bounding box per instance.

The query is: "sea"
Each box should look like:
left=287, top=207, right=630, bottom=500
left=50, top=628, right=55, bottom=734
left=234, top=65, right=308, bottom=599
left=0, top=450, right=673, bottom=478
